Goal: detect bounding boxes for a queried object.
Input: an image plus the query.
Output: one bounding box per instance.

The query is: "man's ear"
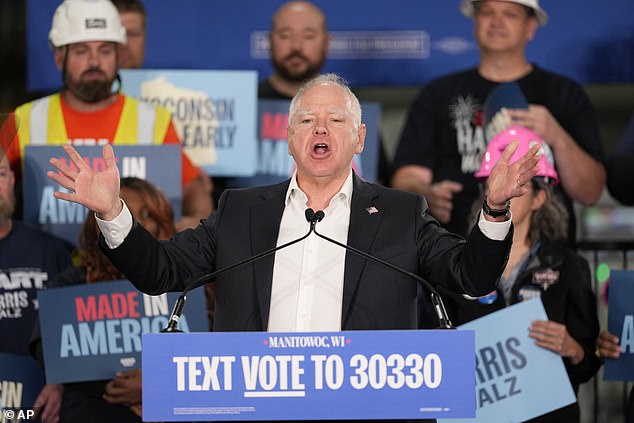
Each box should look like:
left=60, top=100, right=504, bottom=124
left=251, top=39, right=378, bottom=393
left=286, top=126, right=293, bottom=155
left=355, top=124, right=366, bottom=154
left=526, top=17, right=539, bottom=41
left=54, top=48, right=65, bottom=72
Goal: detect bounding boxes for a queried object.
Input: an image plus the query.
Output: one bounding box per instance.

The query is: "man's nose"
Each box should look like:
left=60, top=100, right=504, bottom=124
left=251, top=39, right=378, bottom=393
left=290, top=34, right=303, bottom=50
left=87, top=49, right=101, bottom=66
left=313, top=125, right=327, bottom=135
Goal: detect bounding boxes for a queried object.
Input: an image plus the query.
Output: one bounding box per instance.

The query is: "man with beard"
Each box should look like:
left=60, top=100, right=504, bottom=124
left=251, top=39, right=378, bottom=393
left=0, top=142, right=71, bottom=422
left=259, top=1, right=330, bottom=99
left=246, top=1, right=390, bottom=190
left=3, top=0, right=212, bottom=229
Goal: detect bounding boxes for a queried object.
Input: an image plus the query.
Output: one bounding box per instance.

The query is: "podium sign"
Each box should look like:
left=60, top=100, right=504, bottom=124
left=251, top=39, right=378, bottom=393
left=143, top=329, right=475, bottom=421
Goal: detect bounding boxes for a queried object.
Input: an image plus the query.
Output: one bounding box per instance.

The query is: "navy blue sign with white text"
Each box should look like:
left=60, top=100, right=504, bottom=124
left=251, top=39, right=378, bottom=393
left=23, top=145, right=182, bottom=246
left=0, top=353, right=44, bottom=416
left=27, top=0, right=634, bottom=92
left=142, top=330, right=475, bottom=421
left=605, top=270, right=634, bottom=381
left=38, top=280, right=208, bottom=384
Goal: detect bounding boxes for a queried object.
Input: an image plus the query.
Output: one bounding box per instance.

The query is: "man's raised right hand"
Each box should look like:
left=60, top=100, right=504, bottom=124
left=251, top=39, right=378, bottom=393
left=48, top=144, right=122, bottom=221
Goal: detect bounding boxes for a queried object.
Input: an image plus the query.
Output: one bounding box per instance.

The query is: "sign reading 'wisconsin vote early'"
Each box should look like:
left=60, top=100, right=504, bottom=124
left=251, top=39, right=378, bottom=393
left=23, top=145, right=182, bottom=246
left=439, top=299, right=575, bottom=423
left=605, top=270, right=634, bottom=381
left=142, top=330, right=476, bottom=421
left=120, top=69, right=257, bottom=176
left=38, top=280, right=208, bottom=384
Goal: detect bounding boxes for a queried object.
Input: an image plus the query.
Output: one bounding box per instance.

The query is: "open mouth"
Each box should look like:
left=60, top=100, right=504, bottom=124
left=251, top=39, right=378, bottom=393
left=313, top=143, right=329, bottom=154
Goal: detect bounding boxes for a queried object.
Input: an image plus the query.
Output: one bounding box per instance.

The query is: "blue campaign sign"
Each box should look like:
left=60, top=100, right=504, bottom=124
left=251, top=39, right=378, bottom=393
left=120, top=69, right=257, bottom=177
left=226, top=99, right=382, bottom=189
left=605, top=270, right=634, bottom=381
left=0, top=353, right=44, bottom=412
left=37, top=280, right=208, bottom=384
left=439, top=299, right=575, bottom=423
left=22, top=145, right=182, bottom=246
left=482, top=82, right=528, bottom=126
left=142, top=330, right=476, bottom=421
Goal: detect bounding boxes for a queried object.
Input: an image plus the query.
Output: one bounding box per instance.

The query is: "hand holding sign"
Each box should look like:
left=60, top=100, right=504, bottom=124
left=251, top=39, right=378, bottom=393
left=48, top=144, right=122, bottom=220
left=596, top=329, right=621, bottom=360
left=104, top=369, right=143, bottom=407
left=529, top=320, right=585, bottom=365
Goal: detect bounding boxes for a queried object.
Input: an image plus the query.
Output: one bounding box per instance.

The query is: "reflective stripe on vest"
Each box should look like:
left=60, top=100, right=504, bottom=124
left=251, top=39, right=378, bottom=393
left=16, top=94, right=169, bottom=153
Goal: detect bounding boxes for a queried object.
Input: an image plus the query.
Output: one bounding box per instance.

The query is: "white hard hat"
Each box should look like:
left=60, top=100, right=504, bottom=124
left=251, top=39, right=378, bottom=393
left=49, top=0, right=127, bottom=48
left=460, top=0, right=548, bottom=26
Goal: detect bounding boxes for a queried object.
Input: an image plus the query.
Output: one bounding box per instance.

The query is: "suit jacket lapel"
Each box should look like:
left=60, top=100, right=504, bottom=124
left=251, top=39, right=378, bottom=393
left=342, top=174, right=382, bottom=328
left=250, top=180, right=289, bottom=330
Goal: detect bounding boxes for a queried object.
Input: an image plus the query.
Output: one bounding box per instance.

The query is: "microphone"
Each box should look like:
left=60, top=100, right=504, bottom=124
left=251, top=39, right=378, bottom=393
left=162, top=208, right=320, bottom=332
left=311, top=210, right=454, bottom=329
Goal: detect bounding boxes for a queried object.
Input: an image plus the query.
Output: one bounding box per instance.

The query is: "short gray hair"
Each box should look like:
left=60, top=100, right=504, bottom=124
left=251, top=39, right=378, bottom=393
left=289, top=73, right=362, bottom=127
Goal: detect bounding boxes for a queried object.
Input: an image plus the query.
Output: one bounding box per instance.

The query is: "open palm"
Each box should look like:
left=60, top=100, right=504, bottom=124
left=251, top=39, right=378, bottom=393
left=48, top=144, right=122, bottom=218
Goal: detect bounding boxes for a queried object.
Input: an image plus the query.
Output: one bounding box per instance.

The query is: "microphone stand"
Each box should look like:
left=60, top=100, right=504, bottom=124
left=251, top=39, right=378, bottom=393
left=162, top=209, right=320, bottom=332
left=310, top=211, right=454, bottom=329
left=162, top=208, right=454, bottom=332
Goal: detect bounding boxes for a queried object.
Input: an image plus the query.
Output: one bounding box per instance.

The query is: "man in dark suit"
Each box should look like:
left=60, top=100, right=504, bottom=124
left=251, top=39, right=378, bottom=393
left=48, top=73, right=540, bottom=333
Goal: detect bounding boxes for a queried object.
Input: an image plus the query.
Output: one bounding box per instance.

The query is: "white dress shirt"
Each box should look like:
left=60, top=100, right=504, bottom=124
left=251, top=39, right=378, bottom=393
left=97, top=171, right=511, bottom=332
left=267, top=171, right=353, bottom=332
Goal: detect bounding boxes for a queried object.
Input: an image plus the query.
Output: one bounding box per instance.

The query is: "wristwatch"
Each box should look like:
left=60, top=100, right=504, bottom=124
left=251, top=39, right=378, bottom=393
left=482, top=197, right=510, bottom=218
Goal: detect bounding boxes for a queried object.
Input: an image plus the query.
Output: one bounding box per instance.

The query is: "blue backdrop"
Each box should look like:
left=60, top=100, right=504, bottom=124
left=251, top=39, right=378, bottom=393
left=28, top=0, right=634, bottom=93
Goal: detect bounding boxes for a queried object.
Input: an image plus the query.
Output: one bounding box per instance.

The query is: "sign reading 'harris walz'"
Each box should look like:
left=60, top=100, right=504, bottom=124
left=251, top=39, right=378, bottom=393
left=142, top=330, right=476, bottom=421
left=38, top=280, right=208, bottom=384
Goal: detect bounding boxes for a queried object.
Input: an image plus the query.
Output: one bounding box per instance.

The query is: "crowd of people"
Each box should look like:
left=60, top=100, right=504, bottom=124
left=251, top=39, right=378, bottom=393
left=1, top=0, right=633, bottom=422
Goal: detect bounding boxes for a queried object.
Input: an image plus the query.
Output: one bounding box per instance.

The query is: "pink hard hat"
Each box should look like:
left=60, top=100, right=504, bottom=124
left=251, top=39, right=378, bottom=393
left=475, top=126, right=559, bottom=184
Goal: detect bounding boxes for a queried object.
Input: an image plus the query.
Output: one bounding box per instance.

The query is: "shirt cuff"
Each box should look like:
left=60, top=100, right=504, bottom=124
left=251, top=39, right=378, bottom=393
left=477, top=210, right=512, bottom=241
left=95, top=199, right=133, bottom=249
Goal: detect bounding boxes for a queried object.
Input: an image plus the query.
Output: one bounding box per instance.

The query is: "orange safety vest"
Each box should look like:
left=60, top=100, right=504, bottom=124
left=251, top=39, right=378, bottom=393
left=14, top=93, right=172, bottom=156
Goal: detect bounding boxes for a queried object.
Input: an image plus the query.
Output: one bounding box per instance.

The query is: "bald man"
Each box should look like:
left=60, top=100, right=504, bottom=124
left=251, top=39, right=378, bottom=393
left=259, top=1, right=331, bottom=99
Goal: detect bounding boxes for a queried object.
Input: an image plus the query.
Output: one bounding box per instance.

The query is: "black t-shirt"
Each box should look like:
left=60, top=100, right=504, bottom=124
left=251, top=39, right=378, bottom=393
left=258, top=78, right=292, bottom=100
left=394, top=65, right=606, bottom=240
left=0, top=221, right=71, bottom=355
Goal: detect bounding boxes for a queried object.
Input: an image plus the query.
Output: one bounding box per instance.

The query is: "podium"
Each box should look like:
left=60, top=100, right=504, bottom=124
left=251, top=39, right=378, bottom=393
left=142, top=329, right=475, bottom=421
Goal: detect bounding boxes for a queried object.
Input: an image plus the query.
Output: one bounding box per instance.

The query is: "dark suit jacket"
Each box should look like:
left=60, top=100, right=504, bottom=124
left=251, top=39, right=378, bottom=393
left=103, top=173, right=512, bottom=332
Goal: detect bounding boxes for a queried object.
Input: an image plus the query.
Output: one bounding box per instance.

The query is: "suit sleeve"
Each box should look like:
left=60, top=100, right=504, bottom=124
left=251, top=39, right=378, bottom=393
left=414, top=196, right=512, bottom=297
left=100, top=190, right=229, bottom=295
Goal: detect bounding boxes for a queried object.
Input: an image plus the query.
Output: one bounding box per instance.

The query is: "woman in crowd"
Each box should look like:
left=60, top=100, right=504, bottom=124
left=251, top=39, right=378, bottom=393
left=439, top=126, right=601, bottom=422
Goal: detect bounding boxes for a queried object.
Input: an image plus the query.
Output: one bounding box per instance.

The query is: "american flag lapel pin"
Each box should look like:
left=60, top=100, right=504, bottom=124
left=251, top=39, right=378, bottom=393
left=366, top=206, right=378, bottom=215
